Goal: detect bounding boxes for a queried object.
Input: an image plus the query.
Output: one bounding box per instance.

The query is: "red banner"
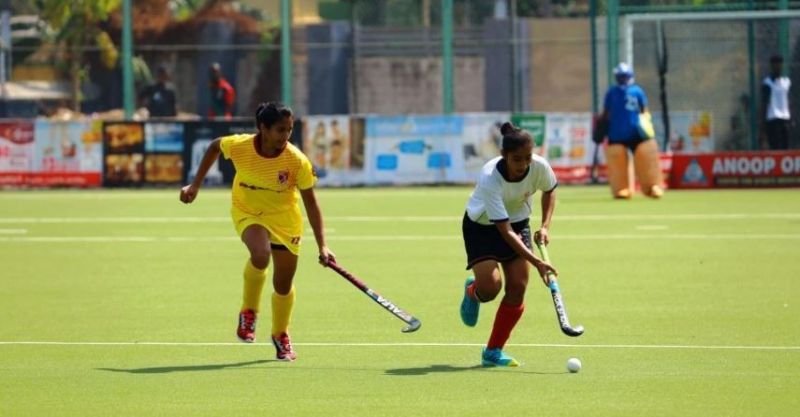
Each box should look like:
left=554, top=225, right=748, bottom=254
left=670, top=151, right=800, bottom=188
left=0, top=172, right=102, bottom=186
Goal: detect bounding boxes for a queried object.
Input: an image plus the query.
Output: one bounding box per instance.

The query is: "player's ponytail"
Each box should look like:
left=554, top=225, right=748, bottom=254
left=255, top=102, right=293, bottom=128
left=500, top=121, right=533, bottom=153
left=500, top=122, right=517, bottom=136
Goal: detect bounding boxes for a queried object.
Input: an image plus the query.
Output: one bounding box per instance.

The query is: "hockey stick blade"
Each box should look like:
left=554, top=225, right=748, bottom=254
left=535, top=242, right=585, bottom=337
left=325, top=259, right=422, bottom=333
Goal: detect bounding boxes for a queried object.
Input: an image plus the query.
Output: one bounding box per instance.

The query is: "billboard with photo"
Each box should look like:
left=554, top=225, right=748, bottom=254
left=144, top=122, right=184, bottom=185
left=303, top=115, right=365, bottom=186
left=32, top=120, right=103, bottom=187
left=103, top=122, right=144, bottom=186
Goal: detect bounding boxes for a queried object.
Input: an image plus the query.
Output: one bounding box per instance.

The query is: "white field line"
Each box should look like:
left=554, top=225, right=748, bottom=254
left=636, top=225, right=668, bottom=231
left=0, top=341, right=798, bottom=351
left=0, top=190, right=471, bottom=200
left=0, top=216, right=231, bottom=223
left=1, top=213, right=800, bottom=224
left=334, top=213, right=800, bottom=222
left=1, top=234, right=799, bottom=243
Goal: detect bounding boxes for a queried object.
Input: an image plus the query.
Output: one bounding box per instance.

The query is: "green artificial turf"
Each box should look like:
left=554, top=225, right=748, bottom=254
left=1, top=186, right=798, bottom=416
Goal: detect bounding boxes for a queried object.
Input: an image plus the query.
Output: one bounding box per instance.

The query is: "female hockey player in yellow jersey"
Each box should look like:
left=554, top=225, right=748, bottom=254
left=180, top=102, right=334, bottom=361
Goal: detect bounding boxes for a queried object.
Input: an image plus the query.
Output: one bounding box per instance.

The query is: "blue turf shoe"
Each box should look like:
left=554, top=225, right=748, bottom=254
left=459, top=277, right=479, bottom=327
left=481, top=347, right=520, bottom=367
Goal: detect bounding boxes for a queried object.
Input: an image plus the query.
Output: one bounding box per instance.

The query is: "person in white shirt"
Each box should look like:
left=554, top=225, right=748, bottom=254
left=761, top=54, right=792, bottom=150
left=459, top=121, right=559, bottom=367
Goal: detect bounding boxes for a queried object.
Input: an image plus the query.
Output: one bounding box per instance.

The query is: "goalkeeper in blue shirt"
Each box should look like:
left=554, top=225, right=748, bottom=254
left=595, top=63, right=664, bottom=199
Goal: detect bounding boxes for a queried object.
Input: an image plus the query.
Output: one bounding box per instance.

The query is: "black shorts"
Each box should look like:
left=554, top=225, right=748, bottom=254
left=766, top=119, right=791, bottom=150
left=462, top=213, right=532, bottom=270
left=271, top=243, right=288, bottom=251
left=609, top=134, right=651, bottom=152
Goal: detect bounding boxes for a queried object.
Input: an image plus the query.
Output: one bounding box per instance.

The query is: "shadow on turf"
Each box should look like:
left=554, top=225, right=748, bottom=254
left=385, top=364, right=483, bottom=375
left=96, top=359, right=272, bottom=374
left=385, top=364, right=567, bottom=376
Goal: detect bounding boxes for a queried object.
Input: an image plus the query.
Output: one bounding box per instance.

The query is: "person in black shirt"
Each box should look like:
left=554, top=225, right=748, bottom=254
left=139, top=64, right=178, bottom=118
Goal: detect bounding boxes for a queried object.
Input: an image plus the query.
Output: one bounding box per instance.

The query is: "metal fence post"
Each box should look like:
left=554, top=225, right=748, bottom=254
left=122, top=0, right=134, bottom=119
left=607, top=0, right=619, bottom=86
left=281, top=0, right=293, bottom=107
left=442, top=0, right=454, bottom=114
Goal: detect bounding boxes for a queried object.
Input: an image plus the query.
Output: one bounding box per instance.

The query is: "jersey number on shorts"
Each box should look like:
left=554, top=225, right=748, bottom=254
left=290, top=236, right=301, bottom=245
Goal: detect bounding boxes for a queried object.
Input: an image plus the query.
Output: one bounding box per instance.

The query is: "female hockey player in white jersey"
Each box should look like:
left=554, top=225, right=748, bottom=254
left=459, top=121, right=559, bottom=367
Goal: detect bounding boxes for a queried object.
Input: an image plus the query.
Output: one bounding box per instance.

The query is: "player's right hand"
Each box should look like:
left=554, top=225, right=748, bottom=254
left=179, top=184, right=198, bottom=204
left=318, top=246, right=336, bottom=267
left=533, top=260, right=557, bottom=285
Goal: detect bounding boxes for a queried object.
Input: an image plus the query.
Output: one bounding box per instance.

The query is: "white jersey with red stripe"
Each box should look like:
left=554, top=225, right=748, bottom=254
left=465, top=155, right=557, bottom=225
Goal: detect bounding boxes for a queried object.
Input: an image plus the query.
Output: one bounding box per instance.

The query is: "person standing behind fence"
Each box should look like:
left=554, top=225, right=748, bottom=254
left=596, top=62, right=664, bottom=199
left=761, top=55, right=792, bottom=150
left=208, top=62, right=236, bottom=120
left=138, top=65, right=177, bottom=118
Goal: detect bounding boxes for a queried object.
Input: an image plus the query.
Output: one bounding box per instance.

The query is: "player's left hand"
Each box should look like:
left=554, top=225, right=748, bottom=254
left=318, top=246, right=336, bottom=267
left=534, top=227, right=550, bottom=245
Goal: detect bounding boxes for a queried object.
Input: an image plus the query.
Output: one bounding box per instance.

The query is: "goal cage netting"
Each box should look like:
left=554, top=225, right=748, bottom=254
left=623, top=10, right=800, bottom=153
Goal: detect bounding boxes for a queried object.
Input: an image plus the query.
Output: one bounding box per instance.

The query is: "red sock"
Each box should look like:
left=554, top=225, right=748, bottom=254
left=487, top=302, right=525, bottom=350
left=466, top=282, right=477, bottom=300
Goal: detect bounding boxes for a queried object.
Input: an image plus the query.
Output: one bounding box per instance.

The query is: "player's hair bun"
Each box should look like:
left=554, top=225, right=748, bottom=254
left=500, top=121, right=532, bottom=153
left=500, top=122, right=517, bottom=136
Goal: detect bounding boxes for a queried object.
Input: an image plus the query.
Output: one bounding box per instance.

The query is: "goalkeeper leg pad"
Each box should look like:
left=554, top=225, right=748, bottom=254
left=605, top=144, right=632, bottom=199
left=634, top=139, right=664, bottom=199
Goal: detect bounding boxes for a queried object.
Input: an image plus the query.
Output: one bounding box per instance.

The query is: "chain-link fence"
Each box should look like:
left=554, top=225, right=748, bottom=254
left=624, top=15, right=800, bottom=152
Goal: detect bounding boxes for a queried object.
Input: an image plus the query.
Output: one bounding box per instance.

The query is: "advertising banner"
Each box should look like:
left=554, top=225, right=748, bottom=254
left=543, top=113, right=597, bottom=184
left=652, top=111, right=714, bottom=154
left=144, top=122, right=184, bottom=185
left=364, top=115, right=465, bottom=184
left=303, top=115, right=365, bottom=186
left=32, top=120, right=103, bottom=187
left=511, top=113, right=546, bottom=147
left=182, top=121, right=253, bottom=186
left=102, top=122, right=144, bottom=187
left=670, top=151, right=800, bottom=188
left=0, top=120, right=35, bottom=185
left=461, top=113, right=510, bottom=181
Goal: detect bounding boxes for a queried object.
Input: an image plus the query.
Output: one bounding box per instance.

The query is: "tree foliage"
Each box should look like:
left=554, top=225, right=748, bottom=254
left=38, top=0, right=121, bottom=110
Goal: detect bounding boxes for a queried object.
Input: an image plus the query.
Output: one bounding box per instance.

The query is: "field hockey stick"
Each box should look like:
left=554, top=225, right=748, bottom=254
left=324, top=259, right=422, bottom=333
left=534, top=242, right=584, bottom=337
left=590, top=142, right=601, bottom=184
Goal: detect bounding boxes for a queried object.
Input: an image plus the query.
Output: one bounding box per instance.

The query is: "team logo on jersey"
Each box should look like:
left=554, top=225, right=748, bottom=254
left=278, top=170, right=290, bottom=185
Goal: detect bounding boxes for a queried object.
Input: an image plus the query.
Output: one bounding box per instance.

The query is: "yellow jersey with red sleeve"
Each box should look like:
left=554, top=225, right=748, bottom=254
left=219, top=134, right=316, bottom=253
